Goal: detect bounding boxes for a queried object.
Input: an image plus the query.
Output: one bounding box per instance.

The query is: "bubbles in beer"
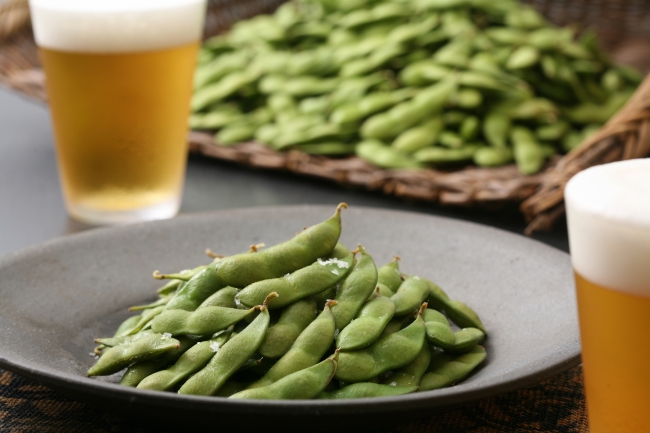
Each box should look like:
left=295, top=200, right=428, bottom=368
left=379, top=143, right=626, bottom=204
left=29, top=0, right=206, bottom=53
left=565, top=159, right=650, bottom=296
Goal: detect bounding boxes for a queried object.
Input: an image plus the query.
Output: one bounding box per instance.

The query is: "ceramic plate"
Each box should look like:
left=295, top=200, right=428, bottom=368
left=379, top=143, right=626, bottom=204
left=0, top=206, right=580, bottom=432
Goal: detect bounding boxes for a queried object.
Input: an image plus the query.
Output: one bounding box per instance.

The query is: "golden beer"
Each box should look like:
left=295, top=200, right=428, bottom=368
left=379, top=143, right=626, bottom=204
left=566, top=159, right=650, bottom=433
left=30, top=0, right=206, bottom=224
left=575, top=272, right=650, bottom=432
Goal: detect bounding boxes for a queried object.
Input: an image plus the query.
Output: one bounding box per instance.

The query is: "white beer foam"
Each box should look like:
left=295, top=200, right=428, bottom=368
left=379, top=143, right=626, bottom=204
left=29, top=0, right=205, bottom=53
left=565, top=159, right=650, bottom=296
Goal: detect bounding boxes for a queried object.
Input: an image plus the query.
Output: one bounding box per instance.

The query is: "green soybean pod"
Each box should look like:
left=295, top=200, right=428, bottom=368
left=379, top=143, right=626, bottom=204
left=198, top=286, right=238, bottom=309
left=419, top=345, right=486, bottom=391
left=236, top=244, right=353, bottom=309
left=536, top=121, right=570, bottom=141
left=267, top=93, right=296, bottom=115
left=511, top=126, right=546, bottom=175
left=391, top=276, right=430, bottom=316
left=446, top=328, right=485, bottom=354
left=230, top=352, right=338, bottom=400
left=189, top=111, right=242, bottom=130
left=412, top=77, right=458, bottom=113
left=483, top=106, right=512, bottom=148
left=118, top=306, right=165, bottom=337
left=356, top=139, right=422, bottom=170
left=374, top=283, right=394, bottom=298
left=87, top=333, right=180, bottom=377
left=392, top=117, right=444, bottom=154
left=191, top=72, right=257, bottom=112
left=165, top=263, right=226, bottom=311
left=433, top=38, right=472, bottom=68
left=248, top=301, right=337, bottom=389
left=217, top=203, right=346, bottom=288
left=319, top=383, right=417, bottom=399
left=452, top=88, right=483, bottom=109
left=194, top=52, right=249, bottom=89
left=473, top=146, right=513, bottom=167
left=422, top=308, right=455, bottom=349
left=438, top=131, right=464, bottom=148
left=484, top=27, right=528, bottom=45
left=258, top=298, right=317, bottom=359
left=460, top=116, right=479, bottom=141
left=330, top=245, right=379, bottom=330
left=296, top=142, right=356, bottom=155
left=178, top=294, right=275, bottom=396
left=334, top=304, right=426, bottom=382
left=336, top=296, right=395, bottom=350
left=414, top=145, right=480, bottom=164
left=150, top=305, right=255, bottom=336
left=119, top=335, right=196, bottom=387
left=377, top=256, right=402, bottom=293
left=381, top=343, right=431, bottom=387
left=422, top=277, right=451, bottom=311
left=445, top=300, right=487, bottom=334
left=506, top=45, right=540, bottom=70
left=136, top=328, right=233, bottom=391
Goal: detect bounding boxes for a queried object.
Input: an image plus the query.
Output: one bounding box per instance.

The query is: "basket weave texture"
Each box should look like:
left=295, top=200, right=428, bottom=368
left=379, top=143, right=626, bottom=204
left=1, top=0, right=649, bottom=233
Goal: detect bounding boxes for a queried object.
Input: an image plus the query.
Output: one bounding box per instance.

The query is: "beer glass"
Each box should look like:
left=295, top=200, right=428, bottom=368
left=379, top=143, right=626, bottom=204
left=565, top=159, right=650, bottom=433
left=29, top=0, right=206, bottom=224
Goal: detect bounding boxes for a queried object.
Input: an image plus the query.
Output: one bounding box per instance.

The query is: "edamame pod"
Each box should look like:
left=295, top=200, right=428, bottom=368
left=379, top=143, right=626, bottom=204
left=236, top=244, right=353, bottom=309
left=356, top=140, right=422, bottom=169
left=178, top=294, right=276, bottom=395
left=330, top=245, right=379, bottom=330
left=377, top=257, right=402, bottom=293
left=391, top=276, right=430, bottom=316
left=150, top=305, right=255, bottom=336
left=137, top=328, right=233, bottom=391
left=119, top=335, right=196, bottom=387
left=319, top=383, right=417, bottom=399
left=87, top=333, right=180, bottom=377
left=511, top=126, right=546, bottom=175
left=335, top=304, right=427, bottom=382
left=381, top=343, right=431, bottom=387
left=419, top=345, right=486, bottom=391
left=198, top=286, right=239, bottom=309
left=230, top=352, right=338, bottom=400
left=248, top=302, right=337, bottom=389
left=422, top=308, right=455, bottom=349
left=336, top=296, right=395, bottom=350
left=217, top=204, right=346, bottom=288
left=165, top=262, right=226, bottom=311
left=392, top=118, right=444, bottom=154
left=258, top=298, right=317, bottom=359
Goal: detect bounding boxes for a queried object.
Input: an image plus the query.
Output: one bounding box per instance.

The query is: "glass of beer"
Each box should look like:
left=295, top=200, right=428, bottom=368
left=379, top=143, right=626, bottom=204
left=29, top=0, right=206, bottom=224
left=565, top=159, right=650, bottom=433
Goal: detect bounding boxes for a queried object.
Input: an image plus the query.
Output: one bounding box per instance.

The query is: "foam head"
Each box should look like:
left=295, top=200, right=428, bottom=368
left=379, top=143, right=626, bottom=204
left=565, top=159, right=650, bottom=296
left=29, top=0, right=206, bottom=53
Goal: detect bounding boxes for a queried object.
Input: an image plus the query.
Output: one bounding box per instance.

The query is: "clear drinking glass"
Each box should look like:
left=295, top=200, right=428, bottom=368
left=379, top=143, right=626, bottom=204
left=29, top=0, right=206, bottom=224
left=565, top=159, right=650, bottom=432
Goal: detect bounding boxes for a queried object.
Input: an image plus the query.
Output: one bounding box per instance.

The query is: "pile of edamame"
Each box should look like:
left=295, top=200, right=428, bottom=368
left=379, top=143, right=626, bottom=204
left=190, top=0, right=641, bottom=175
left=88, top=204, right=487, bottom=399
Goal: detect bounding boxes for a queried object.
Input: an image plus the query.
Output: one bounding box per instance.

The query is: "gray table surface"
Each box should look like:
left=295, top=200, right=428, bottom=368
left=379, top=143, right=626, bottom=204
left=0, top=86, right=568, bottom=257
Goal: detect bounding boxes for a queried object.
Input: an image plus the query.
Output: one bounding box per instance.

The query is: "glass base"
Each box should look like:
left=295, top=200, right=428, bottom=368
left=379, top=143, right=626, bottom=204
left=66, top=197, right=180, bottom=226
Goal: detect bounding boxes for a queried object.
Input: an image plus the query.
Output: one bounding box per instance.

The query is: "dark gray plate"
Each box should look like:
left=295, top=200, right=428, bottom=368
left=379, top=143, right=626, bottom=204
left=0, top=206, right=580, bottom=432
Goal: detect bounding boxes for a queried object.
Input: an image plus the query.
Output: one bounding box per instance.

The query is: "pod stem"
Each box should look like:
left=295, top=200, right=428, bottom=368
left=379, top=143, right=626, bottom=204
left=335, top=202, right=348, bottom=216
left=418, top=302, right=428, bottom=317
left=152, top=270, right=191, bottom=281
left=393, top=255, right=401, bottom=262
left=205, top=249, right=224, bottom=259
left=249, top=243, right=266, bottom=253
left=261, top=292, right=279, bottom=309
left=324, top=299, right=338, bottom=308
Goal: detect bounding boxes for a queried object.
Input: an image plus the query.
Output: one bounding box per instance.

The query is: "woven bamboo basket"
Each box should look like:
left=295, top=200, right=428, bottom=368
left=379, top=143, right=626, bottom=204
left=1, top=0, right=649, bottom=234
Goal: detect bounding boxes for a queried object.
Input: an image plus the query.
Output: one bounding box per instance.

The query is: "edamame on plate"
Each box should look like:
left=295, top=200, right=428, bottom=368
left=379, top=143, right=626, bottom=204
left=88, top=204, right=487, bottom=399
